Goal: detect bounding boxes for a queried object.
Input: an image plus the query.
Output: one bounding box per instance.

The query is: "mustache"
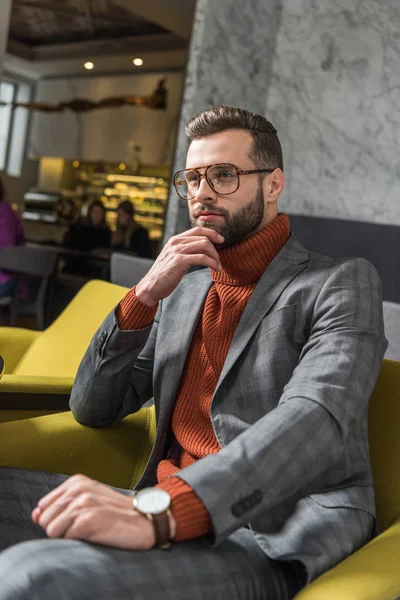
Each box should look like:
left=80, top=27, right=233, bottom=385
left=193, top=206, right=230, bottom=218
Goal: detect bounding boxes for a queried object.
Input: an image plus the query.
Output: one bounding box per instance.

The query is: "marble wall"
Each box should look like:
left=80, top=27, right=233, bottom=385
left=164, top=0, right=400, bottom=239
left=266, top=0, right=400, bottom=225
left=163, top=0, right=281, bottom=241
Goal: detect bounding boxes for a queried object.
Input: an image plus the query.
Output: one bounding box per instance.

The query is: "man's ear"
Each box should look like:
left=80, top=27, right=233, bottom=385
left=264, top=168, right=285, bottom=203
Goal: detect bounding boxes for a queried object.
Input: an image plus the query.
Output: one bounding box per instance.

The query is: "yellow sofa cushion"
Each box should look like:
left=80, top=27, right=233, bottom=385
left=369, top=358, right=400, bottom=530
left=0, top=327, right=40, bottom=373
left=295, top=519, right=400, bottom=599
left=0, top=408, right=156, bottom=489
left=14, top=280, right=128, bottom=378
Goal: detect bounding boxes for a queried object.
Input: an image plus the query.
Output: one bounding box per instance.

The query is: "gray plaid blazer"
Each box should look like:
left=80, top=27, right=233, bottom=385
left=70, top=234, right=387, bottom=582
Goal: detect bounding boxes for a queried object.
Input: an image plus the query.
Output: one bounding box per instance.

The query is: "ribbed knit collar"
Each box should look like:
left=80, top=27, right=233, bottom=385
left=212, top=213, right=290, bottom=285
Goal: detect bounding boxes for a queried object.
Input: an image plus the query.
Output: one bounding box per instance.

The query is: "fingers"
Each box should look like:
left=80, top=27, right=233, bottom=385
left=34, top=474, right=133, bottom=538
left=36, top=474, right=92, bottom=511
left=177, top=236, right=222, bottom=269
left=185, top=254, right=222, bottom=272
left=31, top=507, right=41, bottom=524
left=175, top=226, right=224, bottom=245
left=43, top=504, right=77, bottom=538
left=136, top=226, right=226, bottom=305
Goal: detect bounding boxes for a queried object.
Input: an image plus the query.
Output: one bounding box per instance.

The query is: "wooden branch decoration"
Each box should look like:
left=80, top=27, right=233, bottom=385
left=0, top=78, right=167, bottom=112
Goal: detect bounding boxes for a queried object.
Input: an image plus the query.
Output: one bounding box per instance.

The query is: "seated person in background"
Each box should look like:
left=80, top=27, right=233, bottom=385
left=0, top=174, right=25, bottom=297
left=64, top=200, right=111, bottom=253
left=112, top=199, right=153, bottom=259
left=63, top=200, right=111, bottom=276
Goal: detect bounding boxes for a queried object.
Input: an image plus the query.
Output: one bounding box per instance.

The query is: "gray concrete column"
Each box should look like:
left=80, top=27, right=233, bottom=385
left=163, top=0, right=281, bottom=242
left=0, top=0, right=12, bottom=78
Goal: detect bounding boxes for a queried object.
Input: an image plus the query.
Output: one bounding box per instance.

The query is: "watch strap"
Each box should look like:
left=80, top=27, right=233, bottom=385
left=151, top=510, right=171, bottom=549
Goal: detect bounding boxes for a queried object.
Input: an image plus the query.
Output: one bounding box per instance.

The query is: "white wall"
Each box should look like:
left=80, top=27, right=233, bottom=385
left=29, top=71, right=183, bottom=166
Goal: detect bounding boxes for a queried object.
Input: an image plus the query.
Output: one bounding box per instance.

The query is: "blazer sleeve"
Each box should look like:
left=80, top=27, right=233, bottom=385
left=69, top=299, right=161, bottom=427
left=174, top=258, right=388, bottom=545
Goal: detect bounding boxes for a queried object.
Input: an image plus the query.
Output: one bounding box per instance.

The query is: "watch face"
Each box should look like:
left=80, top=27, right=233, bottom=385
left=135, top=488, right=171, bottom=515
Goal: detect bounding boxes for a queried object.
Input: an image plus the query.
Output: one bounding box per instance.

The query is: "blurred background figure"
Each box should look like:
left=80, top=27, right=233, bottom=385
left=63, top=200, right=111, bottom=253
left=0, top=174, right=25, bottom=297
left=112, top=200, right=153, bottom=258
left=62, top=200, right=111, bottom=276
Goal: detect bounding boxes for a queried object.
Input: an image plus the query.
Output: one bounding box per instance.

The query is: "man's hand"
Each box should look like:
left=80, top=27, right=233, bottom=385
left=136, top=227, right=224, bottom=306
left=32, top=474, right=174, bottom=550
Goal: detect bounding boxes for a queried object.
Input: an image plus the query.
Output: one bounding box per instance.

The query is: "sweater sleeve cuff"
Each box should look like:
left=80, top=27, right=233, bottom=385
left=156, top=478, right=212, bottom=541
left=117, top=286, right=158, bottom=330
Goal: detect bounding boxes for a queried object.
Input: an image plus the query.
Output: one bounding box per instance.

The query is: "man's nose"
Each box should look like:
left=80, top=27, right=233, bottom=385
left=194, top=175, right=216, bottom=202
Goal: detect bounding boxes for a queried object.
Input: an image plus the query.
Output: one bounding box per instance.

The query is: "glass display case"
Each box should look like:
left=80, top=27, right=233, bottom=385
left=80, top=171, right=168, bottom=242
left=21, top=158, right=170, bottom=250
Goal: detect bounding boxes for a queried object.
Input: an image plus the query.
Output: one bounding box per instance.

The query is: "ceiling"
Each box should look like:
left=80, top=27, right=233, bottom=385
left=10, top=0, right=168, bottom=46
left=5, top=0, right=195, bottom=80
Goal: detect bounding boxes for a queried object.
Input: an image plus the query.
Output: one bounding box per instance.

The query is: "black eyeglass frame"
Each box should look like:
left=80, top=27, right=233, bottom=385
left=173, top=163, right=276, bottom=200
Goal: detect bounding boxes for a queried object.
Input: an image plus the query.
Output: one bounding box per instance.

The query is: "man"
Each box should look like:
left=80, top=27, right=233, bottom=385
left=0, top=106, right=387, bottom=599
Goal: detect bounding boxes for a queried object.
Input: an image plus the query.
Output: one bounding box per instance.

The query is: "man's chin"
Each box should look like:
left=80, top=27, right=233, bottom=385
left=192, top=219, right=222, bottom=233
left=190, top=218, right=233, bottom=248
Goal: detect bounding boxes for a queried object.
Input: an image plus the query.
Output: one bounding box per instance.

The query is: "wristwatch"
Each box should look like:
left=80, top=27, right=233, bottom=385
left=133, top=488, right=172, bottom=549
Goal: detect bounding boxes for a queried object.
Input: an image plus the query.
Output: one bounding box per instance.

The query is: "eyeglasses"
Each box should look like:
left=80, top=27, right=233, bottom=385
left=173, top=163, right=275, bottom=200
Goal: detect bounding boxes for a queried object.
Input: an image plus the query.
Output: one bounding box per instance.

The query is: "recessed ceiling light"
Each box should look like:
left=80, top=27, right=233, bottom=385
left=84, top=61, right=94, bottom=70
left=133, top=58, right=143, bottom=66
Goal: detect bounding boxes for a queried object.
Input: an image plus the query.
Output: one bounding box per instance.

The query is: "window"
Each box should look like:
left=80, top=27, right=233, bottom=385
left=0, top=78, right=32, bottom=177
left=7, top=83, right=30, bottom=177
left=0, top=81, right=15, bottom=171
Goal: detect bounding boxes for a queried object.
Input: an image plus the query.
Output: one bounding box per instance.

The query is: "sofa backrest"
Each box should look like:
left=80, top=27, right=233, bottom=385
left=14, top=280, right=128, bottom=378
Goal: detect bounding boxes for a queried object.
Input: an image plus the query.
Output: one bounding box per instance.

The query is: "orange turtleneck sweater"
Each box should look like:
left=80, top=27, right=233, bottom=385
left=117, top=214, right=290, bottom=541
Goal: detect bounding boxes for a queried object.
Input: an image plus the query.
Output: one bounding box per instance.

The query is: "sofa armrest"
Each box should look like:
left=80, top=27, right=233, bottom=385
left=0, top=375, right=75, bottom=411
left=0, top=327, right=39, bottom=373
left=295, top=522, right=400, bottom=600
left=0, top=408, right=156, bottom=489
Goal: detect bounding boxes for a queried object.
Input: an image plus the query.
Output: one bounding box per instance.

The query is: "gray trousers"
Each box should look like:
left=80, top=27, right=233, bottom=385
left=0, top=467, right=306, bottom=600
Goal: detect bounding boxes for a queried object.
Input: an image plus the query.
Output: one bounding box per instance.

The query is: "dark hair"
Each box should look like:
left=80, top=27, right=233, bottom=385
left=118, top=200, right=135, bottom=216
left=114, top=200, right=136, bottom=248
left=185, top=105, right=283, bottom=171
left=87, top=200, right=107, bottom=225
left=0, top=174, right=5, bottom=202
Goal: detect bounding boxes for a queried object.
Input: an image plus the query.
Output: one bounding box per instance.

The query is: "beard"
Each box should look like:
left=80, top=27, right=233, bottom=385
left=189, top=179, right=265, bottom=248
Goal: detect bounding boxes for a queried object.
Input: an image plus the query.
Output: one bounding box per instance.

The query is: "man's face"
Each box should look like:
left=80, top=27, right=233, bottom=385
left=186, top=129, right=280, bottom=248
left=117, top=209, right=131, bottom=228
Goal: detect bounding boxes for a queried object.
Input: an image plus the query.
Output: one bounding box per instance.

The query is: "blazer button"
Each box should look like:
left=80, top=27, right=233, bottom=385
left=231, top=503, right=245, bottom=518
left=251, top=490, right=263, bottom=504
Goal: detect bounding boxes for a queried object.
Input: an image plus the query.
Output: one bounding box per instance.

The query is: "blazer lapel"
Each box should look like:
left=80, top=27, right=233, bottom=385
left=154, top=269, right=213, bottom=428
left=214, top=234, right=309, bottom=395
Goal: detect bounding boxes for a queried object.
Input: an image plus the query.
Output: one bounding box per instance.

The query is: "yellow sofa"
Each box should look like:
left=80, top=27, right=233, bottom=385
left=0, top=280, right=128, bottom=423
left=0, top=359, right=399, bottom=598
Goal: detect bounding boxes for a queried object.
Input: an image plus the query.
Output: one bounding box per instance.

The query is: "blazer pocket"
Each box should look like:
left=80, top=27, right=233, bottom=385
left=256, top=304, right=296, bottom=340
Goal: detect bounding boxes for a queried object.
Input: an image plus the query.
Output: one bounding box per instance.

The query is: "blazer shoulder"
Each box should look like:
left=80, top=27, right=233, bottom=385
left=306, top=250, right=380, bottom=278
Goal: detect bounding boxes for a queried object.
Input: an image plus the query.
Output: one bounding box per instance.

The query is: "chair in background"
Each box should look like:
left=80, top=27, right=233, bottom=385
left=383, top=301, right=400, bottom=362
left=110, top=252, right=154, bottom=288
left=0, top=246, right=58, bottom=330
left=0, top=279, right=128, bottom=422
left=1, top=360, right=400, bottom=599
